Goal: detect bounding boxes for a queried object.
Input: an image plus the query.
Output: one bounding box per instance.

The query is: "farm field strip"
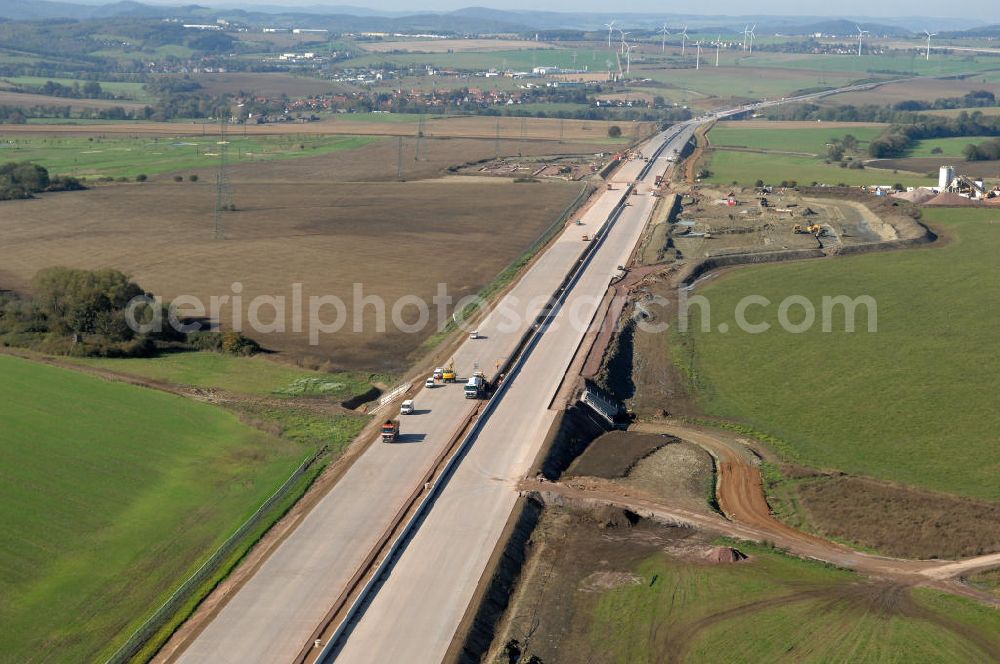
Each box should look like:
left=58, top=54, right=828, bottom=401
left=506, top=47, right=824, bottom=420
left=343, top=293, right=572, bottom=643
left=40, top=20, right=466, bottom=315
left=708, top=125, right=884, bottom=155
left=0, top=133, right=379, bottom=179
left=703, top=150, right=935, bottom=187
left=0, top=114, right=637, bottom=145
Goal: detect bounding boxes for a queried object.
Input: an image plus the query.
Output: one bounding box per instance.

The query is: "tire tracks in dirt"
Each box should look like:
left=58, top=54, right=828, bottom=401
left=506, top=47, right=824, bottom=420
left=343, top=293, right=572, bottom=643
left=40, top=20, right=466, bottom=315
left=522, top=420, right=1000, bottom=607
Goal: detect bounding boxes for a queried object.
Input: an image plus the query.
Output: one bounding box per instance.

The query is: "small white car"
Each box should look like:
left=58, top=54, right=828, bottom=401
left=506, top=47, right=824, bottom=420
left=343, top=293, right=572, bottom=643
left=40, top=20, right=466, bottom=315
left=425, top=377, right=436, bottom=389
left=469, top=330, right=480, bottom=340
left=400, top=399, right=414, bottom=415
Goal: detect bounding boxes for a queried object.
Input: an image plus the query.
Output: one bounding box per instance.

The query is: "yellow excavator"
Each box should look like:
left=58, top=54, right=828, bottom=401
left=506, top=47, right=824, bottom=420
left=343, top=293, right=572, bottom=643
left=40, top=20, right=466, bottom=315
left=793, top=223, right=824, bottom=237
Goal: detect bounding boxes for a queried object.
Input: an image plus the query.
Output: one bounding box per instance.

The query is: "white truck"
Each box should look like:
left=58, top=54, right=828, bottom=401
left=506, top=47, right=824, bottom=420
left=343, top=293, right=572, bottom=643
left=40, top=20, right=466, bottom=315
left=464, top=374, right=485, bottom=399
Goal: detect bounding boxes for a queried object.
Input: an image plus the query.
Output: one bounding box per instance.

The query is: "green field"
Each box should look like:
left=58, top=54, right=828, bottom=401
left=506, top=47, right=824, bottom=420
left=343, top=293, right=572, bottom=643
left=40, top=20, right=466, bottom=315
left=744, top=52, right=1000, bottom=77
left=687, top=585, right=1000, bottom=663
left=709, top=125, right=884, bottom=154
left=591, top=542, right=1000, bottom=663
left=0, top=354, right=307, bottom=662
left=0, top=134, right=380, bottom=179
left=637, top=67, right=859, bottom=104
left=703, top=150, right=934, bottom=187
left=66, top=351, right=380, bottom=398
left=675, top=208, right=1000, bottom=500
left=909, top=135, right=996, bottom=157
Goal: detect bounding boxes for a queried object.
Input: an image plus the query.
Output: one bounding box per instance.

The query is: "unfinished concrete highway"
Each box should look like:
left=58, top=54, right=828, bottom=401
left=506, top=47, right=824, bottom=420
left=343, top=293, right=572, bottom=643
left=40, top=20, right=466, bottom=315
left=328, top=126, right=695, bottom=663
left=172, top=120, right=694, bottom=664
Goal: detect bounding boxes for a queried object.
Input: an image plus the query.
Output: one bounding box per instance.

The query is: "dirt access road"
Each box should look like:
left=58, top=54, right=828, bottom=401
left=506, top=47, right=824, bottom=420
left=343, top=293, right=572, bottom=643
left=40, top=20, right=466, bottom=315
left=524, top=421, right=1000, bottom=606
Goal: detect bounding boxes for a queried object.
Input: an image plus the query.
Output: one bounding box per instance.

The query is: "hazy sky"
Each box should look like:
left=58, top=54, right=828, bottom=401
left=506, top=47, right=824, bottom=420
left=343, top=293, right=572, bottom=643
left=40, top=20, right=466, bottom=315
left=292, top=0, right=986, bottom=18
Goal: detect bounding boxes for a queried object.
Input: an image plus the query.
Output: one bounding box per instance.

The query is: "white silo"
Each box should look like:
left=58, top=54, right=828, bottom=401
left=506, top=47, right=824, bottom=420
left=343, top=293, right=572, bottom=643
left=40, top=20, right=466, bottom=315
left=939, top=165, right=955, bottom=190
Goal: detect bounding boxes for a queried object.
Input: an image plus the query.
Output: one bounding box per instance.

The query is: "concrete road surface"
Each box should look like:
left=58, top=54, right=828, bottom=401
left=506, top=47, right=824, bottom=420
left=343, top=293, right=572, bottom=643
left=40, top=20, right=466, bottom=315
left=331, top=127, right=693, bottom=662
left=175, top=124, right=690, bottom=664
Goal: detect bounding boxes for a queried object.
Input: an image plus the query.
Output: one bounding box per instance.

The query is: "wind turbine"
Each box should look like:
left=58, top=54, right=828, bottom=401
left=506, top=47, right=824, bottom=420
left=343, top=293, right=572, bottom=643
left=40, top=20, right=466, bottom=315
left=923, top=30, right=936, bottom=61
left=715, top=34, right=721, bottom=66
left=658, top=23, right=670, bottom=53
left=694, top=41, right=702, bottom=70
left=619, top=29, right=630, bottom=55
left=856, top=25, right=869, bottom=57
left=746, top=24, right=756, bottom=55
left=680, top=26, right=689, bottom=57
left=623, top=42, right=634, bottom=75
left=604, top=20, right=616, bottom=49
left=742, top=24, right=750, bottom=51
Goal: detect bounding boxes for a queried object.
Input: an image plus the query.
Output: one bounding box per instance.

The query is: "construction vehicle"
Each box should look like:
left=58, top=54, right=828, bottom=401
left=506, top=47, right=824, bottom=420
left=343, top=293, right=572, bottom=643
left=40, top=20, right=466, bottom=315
left=442, top=362, right=457, bottom=383
left=381, top=419, right=399, bottom=443
left=794, top=223, right=825, bottom=237
left=654, top=175, right=663, bottom=186
left=464, top=371, right=488, bottom=399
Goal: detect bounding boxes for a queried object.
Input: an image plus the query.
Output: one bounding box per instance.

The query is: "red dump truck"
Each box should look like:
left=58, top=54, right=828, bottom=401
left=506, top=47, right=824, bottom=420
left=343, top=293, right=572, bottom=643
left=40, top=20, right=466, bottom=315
left=381, top=419, right=399, bottom=443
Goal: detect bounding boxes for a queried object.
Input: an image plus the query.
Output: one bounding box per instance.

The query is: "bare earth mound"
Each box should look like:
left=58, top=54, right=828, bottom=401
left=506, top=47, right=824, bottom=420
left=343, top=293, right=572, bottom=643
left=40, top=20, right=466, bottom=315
left=703, top=546, right=748, bottom=563
left=565, top=430, right=676, bottom=479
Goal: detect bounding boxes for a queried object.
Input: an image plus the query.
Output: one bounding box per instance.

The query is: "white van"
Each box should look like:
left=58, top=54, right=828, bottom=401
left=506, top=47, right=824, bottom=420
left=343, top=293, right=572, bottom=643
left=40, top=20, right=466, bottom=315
left=400, top=399, right=414, bottom=415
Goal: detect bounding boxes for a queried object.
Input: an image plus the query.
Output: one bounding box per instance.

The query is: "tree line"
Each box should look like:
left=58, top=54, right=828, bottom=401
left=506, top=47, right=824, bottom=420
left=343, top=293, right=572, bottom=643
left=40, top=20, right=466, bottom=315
left=0, top=162, right=83, bottom=200
left=765, top=91, right=1000, bottom=159
left=963, top=138, right=1000, bottom=161
left=868, top=112, right=1000, bottom=158
left=0, top=267, right=260, bottom=358
left=9, top=79, right=115, bottom=100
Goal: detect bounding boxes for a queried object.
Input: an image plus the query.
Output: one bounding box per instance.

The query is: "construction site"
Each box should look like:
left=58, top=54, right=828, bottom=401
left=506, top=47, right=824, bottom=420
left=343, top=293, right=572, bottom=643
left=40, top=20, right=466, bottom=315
left=460, top=146, right=656, bottom=183
left=443, top=151, right=999, bottom=664
left=662, top=184, right=912, bottom=265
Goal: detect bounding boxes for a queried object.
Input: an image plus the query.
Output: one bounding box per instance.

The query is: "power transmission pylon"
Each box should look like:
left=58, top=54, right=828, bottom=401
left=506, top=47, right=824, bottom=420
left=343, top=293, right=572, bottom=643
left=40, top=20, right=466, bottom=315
left=396, top=136, right=404, bottom=180
left=414, top=115, right=425, bottom=161
left=213, top=117, right=233, bottom=241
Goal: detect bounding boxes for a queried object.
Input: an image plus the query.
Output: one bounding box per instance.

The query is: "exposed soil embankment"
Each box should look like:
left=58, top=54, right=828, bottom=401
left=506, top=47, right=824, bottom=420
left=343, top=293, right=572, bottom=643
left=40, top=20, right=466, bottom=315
left=340, top=385, right=381, bottom=410
left=564, top=430, right=673, bottom=479
left=446, top=496, right=543, bottom=664
left=531, top=404, right=611, bottom=481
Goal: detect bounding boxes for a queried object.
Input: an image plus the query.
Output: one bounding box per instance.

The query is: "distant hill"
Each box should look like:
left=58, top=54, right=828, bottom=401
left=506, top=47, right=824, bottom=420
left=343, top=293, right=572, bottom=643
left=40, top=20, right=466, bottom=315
left=0, top=1, right=985, bottom=37
left=944, top=24, right=1000, bottom=38
left=776, top=19, right=912, bottom=37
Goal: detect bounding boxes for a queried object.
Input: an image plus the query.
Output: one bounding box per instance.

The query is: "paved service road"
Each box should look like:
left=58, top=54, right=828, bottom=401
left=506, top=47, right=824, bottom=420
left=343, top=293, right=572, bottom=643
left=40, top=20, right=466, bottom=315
left=175, top=122, right=690, bottom=664
left=331, top=126, right=694, bottom=663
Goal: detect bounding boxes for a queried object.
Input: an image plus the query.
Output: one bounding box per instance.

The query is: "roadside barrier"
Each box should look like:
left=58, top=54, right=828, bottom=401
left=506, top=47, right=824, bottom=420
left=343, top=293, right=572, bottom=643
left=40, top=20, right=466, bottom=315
left=316, top=133, right=674, bottom=660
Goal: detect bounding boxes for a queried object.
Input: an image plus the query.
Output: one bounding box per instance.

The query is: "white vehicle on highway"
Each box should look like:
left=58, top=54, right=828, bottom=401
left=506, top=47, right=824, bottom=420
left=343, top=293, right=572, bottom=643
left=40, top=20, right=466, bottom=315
left=433, top=367, right=444, bottom=380
left=400, top=399, right=414, bottom=415
left=425, top=377, right=436, bottom=389
left=469, top=330, right=480, bottom=340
